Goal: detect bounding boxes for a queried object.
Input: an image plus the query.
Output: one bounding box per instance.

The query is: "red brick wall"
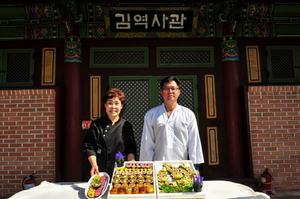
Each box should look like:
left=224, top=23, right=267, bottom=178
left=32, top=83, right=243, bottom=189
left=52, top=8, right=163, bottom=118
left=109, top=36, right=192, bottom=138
left=0, top=89, right=56, bottom=199
left=248, top=85, right=300, bottom=190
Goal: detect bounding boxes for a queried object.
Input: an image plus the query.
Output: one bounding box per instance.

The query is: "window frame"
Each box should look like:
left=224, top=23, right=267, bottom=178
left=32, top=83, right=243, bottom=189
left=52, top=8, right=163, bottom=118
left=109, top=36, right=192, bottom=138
left=1, top=48, right=35, bottom=87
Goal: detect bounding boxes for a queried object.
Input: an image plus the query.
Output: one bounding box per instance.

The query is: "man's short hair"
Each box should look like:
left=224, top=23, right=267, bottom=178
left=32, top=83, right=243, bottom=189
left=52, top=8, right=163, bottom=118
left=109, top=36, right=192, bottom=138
left=160, top=76, right=181, bottom=90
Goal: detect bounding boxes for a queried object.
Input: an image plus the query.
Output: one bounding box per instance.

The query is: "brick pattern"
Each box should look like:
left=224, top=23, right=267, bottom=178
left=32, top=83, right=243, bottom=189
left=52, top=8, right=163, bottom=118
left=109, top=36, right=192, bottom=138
left=0, top=89, right=56, bottom=199
left=248, top=86, right=300, bottom=190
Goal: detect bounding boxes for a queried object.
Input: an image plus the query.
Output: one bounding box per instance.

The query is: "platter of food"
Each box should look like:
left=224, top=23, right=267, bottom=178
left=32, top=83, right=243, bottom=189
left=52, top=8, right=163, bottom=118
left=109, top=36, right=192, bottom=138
left=85, top=172, right=110, bottom=199
left=107, top=161, right=156, bottom=198
left=154, top=161, right=205, bottom=199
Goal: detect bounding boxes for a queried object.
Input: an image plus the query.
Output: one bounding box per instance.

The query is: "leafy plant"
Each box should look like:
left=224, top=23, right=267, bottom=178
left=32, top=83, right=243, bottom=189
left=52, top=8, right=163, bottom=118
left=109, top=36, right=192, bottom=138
left=159, top=184, right=176, bottom=193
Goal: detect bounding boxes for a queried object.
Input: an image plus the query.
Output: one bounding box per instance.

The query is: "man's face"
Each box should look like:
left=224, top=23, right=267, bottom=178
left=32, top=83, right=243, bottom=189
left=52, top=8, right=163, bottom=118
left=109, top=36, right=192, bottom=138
left=160, top=81, right=181, bottom=103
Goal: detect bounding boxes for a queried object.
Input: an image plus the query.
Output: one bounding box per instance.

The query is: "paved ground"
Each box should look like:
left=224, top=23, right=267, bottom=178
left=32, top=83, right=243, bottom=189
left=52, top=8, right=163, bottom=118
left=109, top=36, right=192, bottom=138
left=269, top=189, right=300, bottom=199
left=218, top=178, right=300, bottom=199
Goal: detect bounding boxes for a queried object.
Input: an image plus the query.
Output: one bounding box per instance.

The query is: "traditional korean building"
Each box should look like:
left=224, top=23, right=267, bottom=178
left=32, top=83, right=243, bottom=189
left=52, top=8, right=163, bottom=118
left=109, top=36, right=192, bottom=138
left=0, top=0, right=299, bottom=198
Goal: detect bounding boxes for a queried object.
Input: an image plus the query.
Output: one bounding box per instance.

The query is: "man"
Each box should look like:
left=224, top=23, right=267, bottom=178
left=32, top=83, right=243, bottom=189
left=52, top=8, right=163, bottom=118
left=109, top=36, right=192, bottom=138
left=139, top=76, right=204, bottom=170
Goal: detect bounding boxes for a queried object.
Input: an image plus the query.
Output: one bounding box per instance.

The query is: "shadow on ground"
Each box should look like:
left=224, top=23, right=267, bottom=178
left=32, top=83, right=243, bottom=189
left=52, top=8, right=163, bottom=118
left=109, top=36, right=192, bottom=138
left=218, top=178, right=300, bottom=199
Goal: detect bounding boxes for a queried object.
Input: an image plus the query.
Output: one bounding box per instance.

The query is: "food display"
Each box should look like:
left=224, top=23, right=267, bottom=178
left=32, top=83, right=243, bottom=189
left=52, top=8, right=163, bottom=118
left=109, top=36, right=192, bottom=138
left=85, top=172, right=110, bottom=199
left=108, top=161, right=205, bottom=199
left=157, top=162, right=194, bottom=193
left=155, top=161, right=205, bottom=199
left=108, top=161, right=156, bottom=199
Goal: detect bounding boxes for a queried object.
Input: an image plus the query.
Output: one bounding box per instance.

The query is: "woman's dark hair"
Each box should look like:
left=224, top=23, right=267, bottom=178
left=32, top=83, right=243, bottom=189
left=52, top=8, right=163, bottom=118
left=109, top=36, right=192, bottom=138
left=103, top=88, right=126, bottom=105
left=160, top=76, right=181, bottom=90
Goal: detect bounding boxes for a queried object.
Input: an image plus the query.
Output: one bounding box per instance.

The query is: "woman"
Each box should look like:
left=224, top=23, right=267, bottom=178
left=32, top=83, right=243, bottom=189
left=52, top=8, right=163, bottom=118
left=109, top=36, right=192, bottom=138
left=82, top=88, right=137, bottom=181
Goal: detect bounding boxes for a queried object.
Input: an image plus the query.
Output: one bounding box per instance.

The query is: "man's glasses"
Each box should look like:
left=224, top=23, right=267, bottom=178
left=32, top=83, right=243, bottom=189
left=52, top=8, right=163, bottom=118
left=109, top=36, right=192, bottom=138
left=162, top=87, right=180, bottom=92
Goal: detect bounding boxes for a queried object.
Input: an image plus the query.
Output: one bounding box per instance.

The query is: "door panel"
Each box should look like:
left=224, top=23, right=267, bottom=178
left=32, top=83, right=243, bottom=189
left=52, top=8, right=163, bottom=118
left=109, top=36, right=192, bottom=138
left=110, top=75, right=198, bottom=159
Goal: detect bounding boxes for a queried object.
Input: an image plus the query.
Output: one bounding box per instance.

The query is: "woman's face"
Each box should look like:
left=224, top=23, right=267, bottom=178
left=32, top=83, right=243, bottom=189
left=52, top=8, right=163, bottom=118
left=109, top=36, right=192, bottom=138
left=104, top=97, right=123, bottom=118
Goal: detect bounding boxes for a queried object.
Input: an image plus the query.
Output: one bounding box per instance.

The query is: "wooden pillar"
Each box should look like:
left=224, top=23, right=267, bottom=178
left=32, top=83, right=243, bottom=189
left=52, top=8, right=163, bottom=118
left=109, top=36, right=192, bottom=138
left=62, top=35, right=82, bottom=181
left=221, top=32, right=245, bottom=178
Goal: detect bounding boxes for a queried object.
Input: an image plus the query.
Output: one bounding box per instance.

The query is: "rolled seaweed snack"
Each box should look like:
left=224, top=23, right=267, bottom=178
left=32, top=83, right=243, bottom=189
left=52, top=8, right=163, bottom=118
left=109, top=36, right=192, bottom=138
left=94, top=186, right=103, bottom=197
left=139, top=187, right=146, bottom=194
left=113, top=183, right=121, bottom=188
left=146, top=185, right=155, bottom=193
left=136, top=183, right=144, bottom=187
left=125, top=187, right=132, bottom=194
left=118, top=187, right=126, bottom=194
left=132, top=186, right=139, bottom=194
left=110, top=188, right=118, bottom=194
left=87, top=187, right=96, bottom=197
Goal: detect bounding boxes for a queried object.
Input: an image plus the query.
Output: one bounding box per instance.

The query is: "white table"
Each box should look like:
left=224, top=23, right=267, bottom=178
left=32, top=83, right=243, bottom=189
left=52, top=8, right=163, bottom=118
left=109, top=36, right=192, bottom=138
left=9, top=180, right=270, bottom=199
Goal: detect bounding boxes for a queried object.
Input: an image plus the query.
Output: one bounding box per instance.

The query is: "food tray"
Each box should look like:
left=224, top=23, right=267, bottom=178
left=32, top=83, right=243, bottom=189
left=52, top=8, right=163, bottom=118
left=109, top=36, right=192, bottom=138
left=154, top=161, right=205, bottom=199
left=107, top=161, right=156, bottom=199
left=85, top=172, right=110, bottom=199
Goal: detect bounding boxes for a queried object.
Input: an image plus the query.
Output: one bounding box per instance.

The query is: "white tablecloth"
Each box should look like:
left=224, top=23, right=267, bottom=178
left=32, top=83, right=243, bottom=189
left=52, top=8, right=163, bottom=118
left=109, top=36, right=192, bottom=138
left=9, top=180, right=270, bottom=199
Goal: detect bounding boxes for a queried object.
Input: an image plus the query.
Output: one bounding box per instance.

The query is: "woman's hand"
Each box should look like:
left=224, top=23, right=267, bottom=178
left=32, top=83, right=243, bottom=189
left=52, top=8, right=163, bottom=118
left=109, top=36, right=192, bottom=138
left=88, top=155, right=99, bottom=176
left=90, top=165, right=100, bottom=176
left=127, top=153, right=135, bottom=161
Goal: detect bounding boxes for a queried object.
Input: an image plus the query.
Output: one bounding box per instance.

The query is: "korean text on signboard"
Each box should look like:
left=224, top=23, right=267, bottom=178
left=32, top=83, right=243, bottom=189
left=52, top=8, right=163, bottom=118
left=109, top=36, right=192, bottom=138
left=109, top=10, right=194, bottom=32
